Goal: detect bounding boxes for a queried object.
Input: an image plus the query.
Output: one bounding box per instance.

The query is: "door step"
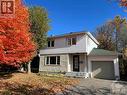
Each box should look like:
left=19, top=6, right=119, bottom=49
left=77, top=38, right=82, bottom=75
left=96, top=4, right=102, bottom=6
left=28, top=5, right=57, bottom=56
left=65, top=72, right=88, bottom=78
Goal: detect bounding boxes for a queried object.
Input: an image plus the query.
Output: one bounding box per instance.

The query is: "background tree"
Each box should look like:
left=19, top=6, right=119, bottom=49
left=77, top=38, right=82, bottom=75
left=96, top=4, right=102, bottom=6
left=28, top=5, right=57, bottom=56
left=118, top=24, right=127, bottom=51
left=109, top=15, right=127, bottom=52
left=29, top=7, right=50, bottom=50
left=110, top=16, right=127, bottom=79
left=0, top=0, right=36, bottom=69
left=95, top=23, right=115, bottom=51
left=96, top=15, right=127, bottom=79
left=96, top=16, right=127, bottom=51
left=123, top=48, right=127, bottom=59
left=28, top=7, right=50, bottom=73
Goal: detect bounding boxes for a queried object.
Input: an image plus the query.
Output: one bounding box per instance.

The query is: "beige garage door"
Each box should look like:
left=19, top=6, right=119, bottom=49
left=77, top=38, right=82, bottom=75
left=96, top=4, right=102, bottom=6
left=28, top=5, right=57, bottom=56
left=92, top=61, right=115, bottom=80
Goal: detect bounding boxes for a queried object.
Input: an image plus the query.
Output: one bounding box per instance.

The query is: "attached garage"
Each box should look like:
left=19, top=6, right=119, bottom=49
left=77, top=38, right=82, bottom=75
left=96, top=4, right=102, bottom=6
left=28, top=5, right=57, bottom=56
left=92, top=61, right=115, bottom=80
left=88, top=48, right=120, bottom=80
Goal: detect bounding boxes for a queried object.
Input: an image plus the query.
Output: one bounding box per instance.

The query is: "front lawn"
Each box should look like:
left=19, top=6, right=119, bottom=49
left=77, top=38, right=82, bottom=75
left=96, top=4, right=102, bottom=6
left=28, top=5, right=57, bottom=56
left=0, top=72, right=78, bottom=95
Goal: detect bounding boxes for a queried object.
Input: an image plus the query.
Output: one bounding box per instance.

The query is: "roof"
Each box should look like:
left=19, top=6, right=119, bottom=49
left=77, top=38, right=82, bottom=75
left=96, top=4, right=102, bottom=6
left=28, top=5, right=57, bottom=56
left=89, top=48, right=117, bottom=56
left=48, top=31, right=99, bottom=45
left=48, top=31, right=86, bottom=38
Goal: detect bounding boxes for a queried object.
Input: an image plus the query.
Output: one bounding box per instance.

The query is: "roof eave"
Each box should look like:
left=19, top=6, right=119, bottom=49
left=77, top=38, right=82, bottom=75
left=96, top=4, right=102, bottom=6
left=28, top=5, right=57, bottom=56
left=86, top=32, right=99, bottom=45
left=47, top=32, right=86, bottom=39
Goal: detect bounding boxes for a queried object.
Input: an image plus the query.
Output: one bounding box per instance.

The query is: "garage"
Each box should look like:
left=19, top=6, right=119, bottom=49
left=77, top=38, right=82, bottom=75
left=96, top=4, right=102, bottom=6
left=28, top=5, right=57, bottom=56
left=89, top=48, right=120, bottom=80
left=92, top=61, right=115, bottom=80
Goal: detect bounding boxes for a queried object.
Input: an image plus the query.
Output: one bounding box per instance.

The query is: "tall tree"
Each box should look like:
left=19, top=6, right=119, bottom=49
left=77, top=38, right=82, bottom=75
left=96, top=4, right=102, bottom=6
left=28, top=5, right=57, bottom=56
left=110, top=15, right=127, bottom=52
left=95, top=23, right=116, bottom=51
left=29, top=7, right=50, bottom=50
left=110, top=16, right=127, bottom=79
left=0, top=0, right=36, bottom=67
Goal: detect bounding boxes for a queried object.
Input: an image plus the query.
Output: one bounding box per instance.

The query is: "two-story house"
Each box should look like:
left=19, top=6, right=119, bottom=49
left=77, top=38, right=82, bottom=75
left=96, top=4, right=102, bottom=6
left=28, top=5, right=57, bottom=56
left=39, top=31, right=120, bottom=80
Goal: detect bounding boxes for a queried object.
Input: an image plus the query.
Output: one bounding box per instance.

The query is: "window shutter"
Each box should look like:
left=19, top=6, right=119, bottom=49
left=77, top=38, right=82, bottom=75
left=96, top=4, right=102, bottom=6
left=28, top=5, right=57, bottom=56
left=57, top=56, right=60, bottom=65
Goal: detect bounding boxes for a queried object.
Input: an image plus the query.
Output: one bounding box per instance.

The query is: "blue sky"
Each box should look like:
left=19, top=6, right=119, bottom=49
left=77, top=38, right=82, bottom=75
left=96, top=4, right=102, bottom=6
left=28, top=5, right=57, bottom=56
left=25, top=0, right=127, bottom=36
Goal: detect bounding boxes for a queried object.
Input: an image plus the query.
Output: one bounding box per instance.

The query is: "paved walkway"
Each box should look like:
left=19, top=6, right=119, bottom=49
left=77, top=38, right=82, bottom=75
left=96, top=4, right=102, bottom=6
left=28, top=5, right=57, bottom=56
left=58, top=78, right=115, bottom=95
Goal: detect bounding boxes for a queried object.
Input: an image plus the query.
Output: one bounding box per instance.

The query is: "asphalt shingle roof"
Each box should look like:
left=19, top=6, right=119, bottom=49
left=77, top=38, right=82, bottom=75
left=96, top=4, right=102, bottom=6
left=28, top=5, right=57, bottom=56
left=48, top=31, right=86, bottom=38
left=89, top=48, right=117, bottom=56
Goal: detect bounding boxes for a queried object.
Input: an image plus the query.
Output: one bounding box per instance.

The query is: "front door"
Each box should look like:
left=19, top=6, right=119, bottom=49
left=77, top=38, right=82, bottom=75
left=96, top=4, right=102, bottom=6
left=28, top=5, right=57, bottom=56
left=73, top=55, right=79, bottom=72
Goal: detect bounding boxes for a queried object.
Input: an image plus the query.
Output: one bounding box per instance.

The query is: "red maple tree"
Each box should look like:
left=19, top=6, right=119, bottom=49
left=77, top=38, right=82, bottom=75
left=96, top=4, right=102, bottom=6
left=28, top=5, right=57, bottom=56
left=0, top=0, right=36, bottom=67
left=120, top=0, right=127, bottom=7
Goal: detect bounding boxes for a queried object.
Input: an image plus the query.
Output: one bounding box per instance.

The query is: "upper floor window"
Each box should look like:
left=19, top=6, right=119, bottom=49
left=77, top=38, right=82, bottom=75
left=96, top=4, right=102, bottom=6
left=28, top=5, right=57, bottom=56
left=68, top=38, right=71, bottom=45
left=48, top=40, right=54, bottom=47
left=72, top=37, right=76, bottom=45
left=67, top=37, right=77, bottom=45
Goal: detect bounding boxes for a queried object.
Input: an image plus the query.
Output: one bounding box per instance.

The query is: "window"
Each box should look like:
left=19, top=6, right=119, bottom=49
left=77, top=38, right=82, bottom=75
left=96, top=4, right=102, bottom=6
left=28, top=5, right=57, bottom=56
left=46, top=56, right=60, bottom=65
left=51, top=41, right=54, bottom=47
left=50, top=56, right=56, bottom=64
left=67, top=37, right=77, bottom=45
left=68, top=38, right=71, bottom=45
left=72, top=37, right=76, bottom=45
left=48, top=41, right=50, bottom=47
left=48, top=40, right=54, bottom=47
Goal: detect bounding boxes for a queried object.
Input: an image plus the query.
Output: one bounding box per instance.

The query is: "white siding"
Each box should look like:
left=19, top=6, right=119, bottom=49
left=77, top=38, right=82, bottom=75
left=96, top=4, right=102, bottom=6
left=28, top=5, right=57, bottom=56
left=46, top=37, right=66, bottom=49
left=86, top=35, right=98, bottom=54
left=40, top=32, right=98, bottom=55
left=40, top=35, right=88, bottom=54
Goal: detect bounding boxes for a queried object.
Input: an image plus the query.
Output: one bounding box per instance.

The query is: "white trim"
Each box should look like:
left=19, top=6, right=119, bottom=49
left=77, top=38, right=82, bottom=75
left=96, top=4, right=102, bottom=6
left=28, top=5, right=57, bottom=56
left=67, top=54, right=71, bottom=72
left=114, top=58, right=120, bottom=79
left=44, top=56, right=60, bottom=65
left=44, top=56, right=46, bottom=65
left=84, top=54, right=87, bottom=73
left=86, top=32, right=99, bottom=45
left=49, top=57, right=50, bottom=65
left=56, top=56, right=57, bottom=65
left=67, top=37, right=77, bottom=46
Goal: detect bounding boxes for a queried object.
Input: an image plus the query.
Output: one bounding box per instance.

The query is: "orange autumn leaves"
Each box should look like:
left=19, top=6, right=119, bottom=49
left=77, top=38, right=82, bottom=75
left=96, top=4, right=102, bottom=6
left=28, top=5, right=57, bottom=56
left=0, top=0, right=36, bottom=67
left=120, top=0, right=127, bottom=7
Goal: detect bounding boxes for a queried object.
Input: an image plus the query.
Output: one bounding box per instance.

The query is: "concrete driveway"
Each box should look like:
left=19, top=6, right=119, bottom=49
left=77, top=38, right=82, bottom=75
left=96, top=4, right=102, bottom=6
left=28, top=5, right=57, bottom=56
left=58, top=78, right=114, bottom=95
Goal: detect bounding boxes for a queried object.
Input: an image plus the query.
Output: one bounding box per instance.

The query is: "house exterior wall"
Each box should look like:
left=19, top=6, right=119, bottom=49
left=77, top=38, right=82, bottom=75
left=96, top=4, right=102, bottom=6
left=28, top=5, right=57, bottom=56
left=79, top=54, right=86, bottom=72
left=47, top=37, right=66, bottom=49
left=39, top=54, right=68, bottom=72
left=40, top=35, right=87, bottom=54
left=46, top=35, right=86, bottom=49
left=40, top=33, right=98, bottom=55
left=39, top=53, right=87, bottom=73
left=69, top=54, right=86, bottom=72
left=86, top=35, right=98, bottom=54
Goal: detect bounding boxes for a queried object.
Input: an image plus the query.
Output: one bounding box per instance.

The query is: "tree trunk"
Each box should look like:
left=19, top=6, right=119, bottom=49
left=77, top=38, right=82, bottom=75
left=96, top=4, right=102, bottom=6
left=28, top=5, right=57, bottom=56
left=20, top=65, right=24, bottom=72
left=28, top=61, right=31, bottom=73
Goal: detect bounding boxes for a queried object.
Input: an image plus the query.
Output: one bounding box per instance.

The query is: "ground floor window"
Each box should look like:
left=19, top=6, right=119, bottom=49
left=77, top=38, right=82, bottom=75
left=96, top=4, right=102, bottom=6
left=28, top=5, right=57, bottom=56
left=45, top=56, right=60, bottom=65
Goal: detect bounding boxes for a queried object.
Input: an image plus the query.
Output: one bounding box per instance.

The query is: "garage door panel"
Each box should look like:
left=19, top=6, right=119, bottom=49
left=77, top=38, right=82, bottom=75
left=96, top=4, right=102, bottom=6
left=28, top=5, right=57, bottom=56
left=92, top=61, right=115, bottom=80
